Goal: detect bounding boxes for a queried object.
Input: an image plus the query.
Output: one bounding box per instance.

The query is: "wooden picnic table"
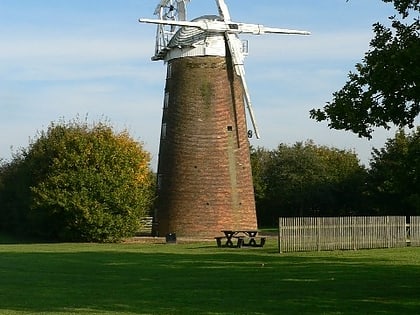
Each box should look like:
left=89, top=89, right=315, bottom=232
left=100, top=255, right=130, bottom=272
left=215, top=230, right=265, bottom=248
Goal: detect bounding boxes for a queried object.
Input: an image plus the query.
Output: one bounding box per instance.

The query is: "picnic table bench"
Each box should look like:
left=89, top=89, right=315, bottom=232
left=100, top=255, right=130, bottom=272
left=215, top=230, right=266, bottom=248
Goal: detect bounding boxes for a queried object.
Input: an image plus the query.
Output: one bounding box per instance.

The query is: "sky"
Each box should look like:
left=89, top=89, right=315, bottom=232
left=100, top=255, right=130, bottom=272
left=0, top=0, right=400, bottom=169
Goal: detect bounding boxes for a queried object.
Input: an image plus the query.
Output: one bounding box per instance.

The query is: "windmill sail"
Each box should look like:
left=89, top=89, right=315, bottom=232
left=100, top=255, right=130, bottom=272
left=215, top=0, right=259, bottom=138
left=140, top=18, right=310, bottom=35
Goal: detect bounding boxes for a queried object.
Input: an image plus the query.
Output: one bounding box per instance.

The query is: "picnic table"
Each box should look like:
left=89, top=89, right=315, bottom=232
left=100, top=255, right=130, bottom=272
left=215, top=230, right=266, bottom=248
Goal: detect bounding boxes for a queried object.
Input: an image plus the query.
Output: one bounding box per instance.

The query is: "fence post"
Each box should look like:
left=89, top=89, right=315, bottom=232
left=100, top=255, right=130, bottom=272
left=317, top=217, right=321, bottom=251
left=351, top=216, right=356, bottom=250
left=278, top=217, right=282, bottom=254
left=406, top=216, right=410, bottom=246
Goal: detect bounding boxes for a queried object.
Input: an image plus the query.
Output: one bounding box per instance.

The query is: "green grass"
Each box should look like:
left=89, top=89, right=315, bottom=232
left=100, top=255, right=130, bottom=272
left=1, top=237, right=420, bottom=315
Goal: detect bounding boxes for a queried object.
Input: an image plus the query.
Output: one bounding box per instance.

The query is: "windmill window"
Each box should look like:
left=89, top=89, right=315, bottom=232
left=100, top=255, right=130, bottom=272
left=164, top=92, right=169, bottom=108
left=157, top=174, right=164, bottom=190
left=227, top=126, right=233, bottom=131
left=167, top=63, right=172, bottom=78
left=161, top=123, right=167, bottom=139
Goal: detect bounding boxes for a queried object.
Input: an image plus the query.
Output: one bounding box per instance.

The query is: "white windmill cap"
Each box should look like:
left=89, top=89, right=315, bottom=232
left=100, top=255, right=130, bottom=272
left=164, top=15, right=228, bottom=61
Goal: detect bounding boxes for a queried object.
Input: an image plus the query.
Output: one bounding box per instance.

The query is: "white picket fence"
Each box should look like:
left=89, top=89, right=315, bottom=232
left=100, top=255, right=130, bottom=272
left=409, top=216, right=420, bottom=247
left=278, top=216, right=412, bottom=253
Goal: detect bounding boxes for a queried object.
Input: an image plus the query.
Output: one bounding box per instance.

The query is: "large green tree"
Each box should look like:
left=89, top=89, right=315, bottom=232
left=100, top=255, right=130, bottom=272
left=251, top=142, right=367, bottom=226
left=0, top=119, right=155, bottom=242
left=368, top=127, right=420, bottom=215
left=310, top=0, right=419, bottom=138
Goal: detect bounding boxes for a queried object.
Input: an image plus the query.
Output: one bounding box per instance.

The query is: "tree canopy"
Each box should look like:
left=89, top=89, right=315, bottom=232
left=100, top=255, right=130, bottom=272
left=0, top=119, right=155, bottom=242
left=367, top=127, right=420, bottom=215
left=310, top=0, right=419, bottom=138
left=251, top=142, right=366, bottom=226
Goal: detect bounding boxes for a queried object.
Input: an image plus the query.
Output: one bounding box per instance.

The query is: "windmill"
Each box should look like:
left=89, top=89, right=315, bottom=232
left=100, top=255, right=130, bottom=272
left=140, top=0, right=309, bottom=237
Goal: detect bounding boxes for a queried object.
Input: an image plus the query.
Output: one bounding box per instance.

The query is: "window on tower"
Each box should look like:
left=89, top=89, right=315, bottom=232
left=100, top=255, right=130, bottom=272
left=161, top=123, right=167, bottom=139
left=157, top=174, right=164, bottom=190
left=164, top=92, right=169, bottom=109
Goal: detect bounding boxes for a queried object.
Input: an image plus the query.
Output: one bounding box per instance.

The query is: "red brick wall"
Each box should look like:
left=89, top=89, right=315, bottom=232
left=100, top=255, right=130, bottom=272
left=155, top=56, right=257, bottom=237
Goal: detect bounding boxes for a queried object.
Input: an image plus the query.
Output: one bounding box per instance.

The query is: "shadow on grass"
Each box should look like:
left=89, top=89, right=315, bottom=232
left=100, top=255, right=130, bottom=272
left=0, top=233, right=60, bottom=245
left=0, top=244, right=420, bottom=315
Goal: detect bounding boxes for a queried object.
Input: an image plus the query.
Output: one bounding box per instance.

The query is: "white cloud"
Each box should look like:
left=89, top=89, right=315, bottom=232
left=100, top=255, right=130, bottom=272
left=0, top=34, right=167, bottom=84
left=0, top=36, right=150, bottom=60
left=1, top=61, right=163, bottom=82
left=245, top=30, right=372, bottom=62
left=250, top=105, right=397, bottom=166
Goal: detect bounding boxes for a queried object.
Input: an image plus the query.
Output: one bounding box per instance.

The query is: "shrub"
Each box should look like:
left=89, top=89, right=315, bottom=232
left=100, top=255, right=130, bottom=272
left=0, top=118, right=155, bottom=242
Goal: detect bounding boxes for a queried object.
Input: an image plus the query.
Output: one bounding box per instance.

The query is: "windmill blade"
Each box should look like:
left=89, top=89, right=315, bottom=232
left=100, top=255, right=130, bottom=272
left=262, top=26, right=311, bottom=35
left=216, top=0, right=231, bottom=21
left=177, top=0, right=189, bottom=21
left=140, top=18, right=311, bottom=37
left=139, top=18, right=204, bottom=28
left=224, top=33, right=243, bottom=75
left=237, top=64, right=261, bottom=139
left=239, top=24, right=311, bottom=35
left=224, top=32, right=260, bottom=139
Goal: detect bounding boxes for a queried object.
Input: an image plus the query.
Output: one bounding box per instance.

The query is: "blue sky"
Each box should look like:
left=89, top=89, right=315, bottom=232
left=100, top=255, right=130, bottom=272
left=0, top=0, right=399, bottom=168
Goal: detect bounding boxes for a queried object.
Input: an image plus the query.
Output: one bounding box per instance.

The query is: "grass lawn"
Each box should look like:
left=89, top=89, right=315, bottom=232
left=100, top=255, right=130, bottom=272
left=1, top=236, right=420, bottom=315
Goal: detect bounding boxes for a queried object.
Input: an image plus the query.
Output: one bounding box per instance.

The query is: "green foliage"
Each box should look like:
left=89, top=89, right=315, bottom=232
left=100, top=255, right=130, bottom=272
left=249, top=146, right=271, bottom=202
left=0, top=155, right=32, bottom=235
left=310, top=0, right=419, bottom=138
left=251, top=141, right=367, bottom=226
left=0, top=118, right=155, bottom=242
left=368, top=127, right=420, bottom=215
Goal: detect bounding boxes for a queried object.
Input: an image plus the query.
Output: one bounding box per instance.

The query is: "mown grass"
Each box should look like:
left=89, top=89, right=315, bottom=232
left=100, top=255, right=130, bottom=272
left=1, top=236, right=420, bottom=315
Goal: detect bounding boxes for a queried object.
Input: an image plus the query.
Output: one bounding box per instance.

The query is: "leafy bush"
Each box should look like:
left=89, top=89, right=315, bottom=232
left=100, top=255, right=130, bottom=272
left=0, top=118, right=155, bottom=242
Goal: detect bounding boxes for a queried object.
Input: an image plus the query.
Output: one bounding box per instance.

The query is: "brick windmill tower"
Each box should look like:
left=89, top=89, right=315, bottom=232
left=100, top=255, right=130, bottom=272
left=140, top=0, right=309, bottom=237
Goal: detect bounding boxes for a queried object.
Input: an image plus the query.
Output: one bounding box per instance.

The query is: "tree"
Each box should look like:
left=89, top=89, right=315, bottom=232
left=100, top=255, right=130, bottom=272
left=250, top=146, right=271, bottom=203
left=0, top=155, right=31, bottom=236
left=250, top=146, right=273, bottom=225
left=310, top=0, right=420, bottom=138
left=367, top=127, right=420, bottom=215
left=251, top=141, right=367, bottom=226
left=0, top=118, right=155, bottom=242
